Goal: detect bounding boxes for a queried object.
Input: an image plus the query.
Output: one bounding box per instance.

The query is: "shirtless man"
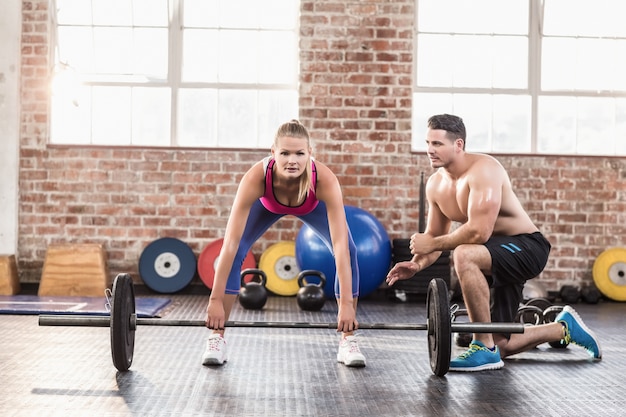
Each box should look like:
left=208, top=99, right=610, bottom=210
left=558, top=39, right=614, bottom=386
left=386, top=114, right=601, bottom=371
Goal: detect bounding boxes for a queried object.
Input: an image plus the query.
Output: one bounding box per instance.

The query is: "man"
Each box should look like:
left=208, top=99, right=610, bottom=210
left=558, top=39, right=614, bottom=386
left=386, top=114, right=601, bottom=372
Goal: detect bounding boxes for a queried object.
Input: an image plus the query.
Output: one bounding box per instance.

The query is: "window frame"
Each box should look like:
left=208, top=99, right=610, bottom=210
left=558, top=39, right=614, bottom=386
left=49, top=0, right=300, bottom=149
left=412, top=0, right=626, bottom=156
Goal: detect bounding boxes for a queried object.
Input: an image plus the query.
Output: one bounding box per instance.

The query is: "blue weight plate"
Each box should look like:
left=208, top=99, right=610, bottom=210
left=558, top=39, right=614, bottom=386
left=138, top=237, right=197, bottom=293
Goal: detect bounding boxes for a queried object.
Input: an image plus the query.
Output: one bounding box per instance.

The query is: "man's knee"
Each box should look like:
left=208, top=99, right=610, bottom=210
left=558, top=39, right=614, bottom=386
left=453, top=244, right=491, bottom=277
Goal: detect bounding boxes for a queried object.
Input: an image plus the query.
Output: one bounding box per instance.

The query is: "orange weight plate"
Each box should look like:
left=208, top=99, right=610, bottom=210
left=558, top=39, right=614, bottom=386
left=198, top=238, right=256, bottom=289
left=259, top=241, right=300, bottom=296
left=592, top=247, right=626, bottom=302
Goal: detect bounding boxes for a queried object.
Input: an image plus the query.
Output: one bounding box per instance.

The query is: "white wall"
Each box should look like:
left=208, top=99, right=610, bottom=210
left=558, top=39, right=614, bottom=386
left=0, top=0, right=21, bottom=255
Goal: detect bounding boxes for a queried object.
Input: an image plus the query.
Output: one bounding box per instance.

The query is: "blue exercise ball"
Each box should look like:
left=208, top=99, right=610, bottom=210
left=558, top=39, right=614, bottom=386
left=295, top=205, right=392, bottom=299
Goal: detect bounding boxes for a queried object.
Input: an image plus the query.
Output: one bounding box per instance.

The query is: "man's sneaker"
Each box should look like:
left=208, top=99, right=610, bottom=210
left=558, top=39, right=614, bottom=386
left=337, top=335, right=366, bottom=367
left=555, top=305, right=602, bottom=359
left=449, top=340, right=504, bottom=372
left=202, top=334, right=227, bottom=366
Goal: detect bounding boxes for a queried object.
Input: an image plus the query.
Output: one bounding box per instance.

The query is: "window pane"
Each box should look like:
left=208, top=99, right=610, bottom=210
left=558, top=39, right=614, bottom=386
left=537, top=96, right=577, bottom=154
left=260, top=0, right=300, bottom=30
left=177, top=88, right=219, bottom=147
left=576, top=98, right=615, bottom=155
left=57, top=27, right=94, bottom=72
left=132, top=0, right=169, bottom=26
left=541, top=38, right=577, bottom=90
left=219, top=30, right=259, bottom=83
left=183, top=0, right=219, bottom=28
left=417, top=34, right=526, bottom=88
left=416, top=35, right=454, bottom=87
left=134, top=28, right=169, bottom=79
left=50, top=86, right=92, bottom=144
left=218, top=89, right=257, bottom=147
left=219, top=0, right=260, bottom=29
left=492, top=36, right=527, bottom=88
left=543, top=38, right=626, bottom=92
left=182, top=29, right=219, bottom=82
left=92, top=87, right=132, bottom=145
left=92, top=0, right=133, bottom=26
left=259, top=31, right=297, bottom=84
left=492, top=95, right=531, bottom=153
left=132, top=87, right=171, bottom=146
left=258, top=90, right=299, bottom=147
left=617, top=99, right=626, bottom=154
left=55, top=0, right=92, bottom=25
left=418, top=0, right=528, bottom=35
left=93, top=28, right=134, bottom=74
left=544, top=0, right=626, bottom=37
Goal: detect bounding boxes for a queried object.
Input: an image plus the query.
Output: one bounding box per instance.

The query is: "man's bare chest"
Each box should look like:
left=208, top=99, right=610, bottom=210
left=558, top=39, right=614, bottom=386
left=434, top=181, right=469, bottom=223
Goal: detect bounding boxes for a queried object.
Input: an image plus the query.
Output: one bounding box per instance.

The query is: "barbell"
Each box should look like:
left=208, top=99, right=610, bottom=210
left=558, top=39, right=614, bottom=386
left=38, top=273, right=525, bottom=376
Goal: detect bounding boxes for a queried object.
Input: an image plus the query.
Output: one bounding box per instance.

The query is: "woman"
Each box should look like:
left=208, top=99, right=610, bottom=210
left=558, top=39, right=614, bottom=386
left=203, top=120, right=365, bottom=367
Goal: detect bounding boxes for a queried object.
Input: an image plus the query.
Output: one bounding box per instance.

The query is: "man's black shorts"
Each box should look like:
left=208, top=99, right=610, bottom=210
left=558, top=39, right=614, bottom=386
left=484, top=232, right=551, bottom=327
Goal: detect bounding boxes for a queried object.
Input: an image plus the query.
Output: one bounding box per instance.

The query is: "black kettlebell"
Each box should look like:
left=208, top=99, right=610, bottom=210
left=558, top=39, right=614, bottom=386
left=296, top=270, right=326, bottom=311
left=239, top=269, right=268, bottom=310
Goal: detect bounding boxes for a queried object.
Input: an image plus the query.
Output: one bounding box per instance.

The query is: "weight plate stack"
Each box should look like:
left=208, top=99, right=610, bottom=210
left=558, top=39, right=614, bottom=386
left=138, top=237, right=197, bottom=293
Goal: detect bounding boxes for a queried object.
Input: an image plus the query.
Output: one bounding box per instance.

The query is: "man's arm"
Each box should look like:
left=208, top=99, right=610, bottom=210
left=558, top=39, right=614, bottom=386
left=412, top=161, right=503, bottom=254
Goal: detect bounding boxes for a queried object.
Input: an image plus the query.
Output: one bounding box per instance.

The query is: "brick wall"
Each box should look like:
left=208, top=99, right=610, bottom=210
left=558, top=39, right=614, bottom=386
left=18, top=0, right=626, bottom=293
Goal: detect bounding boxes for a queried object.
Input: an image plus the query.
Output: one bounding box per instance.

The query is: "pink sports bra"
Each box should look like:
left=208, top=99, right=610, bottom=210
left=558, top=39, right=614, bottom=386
left=259, top=157, right=319, bottom=215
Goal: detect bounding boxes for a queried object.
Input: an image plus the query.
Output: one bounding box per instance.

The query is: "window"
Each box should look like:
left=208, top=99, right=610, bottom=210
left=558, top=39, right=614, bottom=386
left=50, top=0, right=300, bottom=148
left=413, top=0, right=626, bottom=156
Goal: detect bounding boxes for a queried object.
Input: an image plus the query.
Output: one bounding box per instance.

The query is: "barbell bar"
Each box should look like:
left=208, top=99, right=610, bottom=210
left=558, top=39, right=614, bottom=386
left=38, top=315, right=519, bottom=334
left=37, top=273, right=525, bottom=377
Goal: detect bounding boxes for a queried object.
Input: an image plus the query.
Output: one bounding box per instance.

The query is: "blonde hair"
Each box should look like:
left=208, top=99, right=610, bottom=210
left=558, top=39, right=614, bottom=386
left=273, top=119, right=314, bottom=204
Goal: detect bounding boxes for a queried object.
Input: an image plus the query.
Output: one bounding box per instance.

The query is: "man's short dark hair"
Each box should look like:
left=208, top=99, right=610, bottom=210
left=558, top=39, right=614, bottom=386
left=427, top=114, right=466, bottom=143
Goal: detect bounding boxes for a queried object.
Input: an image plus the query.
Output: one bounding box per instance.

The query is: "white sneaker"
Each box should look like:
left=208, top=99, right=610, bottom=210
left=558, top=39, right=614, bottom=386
left=337, top=335, right=366, bottom=367
left=202, top=334, right=227, bottom=366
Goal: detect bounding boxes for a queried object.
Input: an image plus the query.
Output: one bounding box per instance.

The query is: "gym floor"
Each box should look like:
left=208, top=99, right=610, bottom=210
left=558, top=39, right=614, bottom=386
left=1, top=288, right=623, bottom=417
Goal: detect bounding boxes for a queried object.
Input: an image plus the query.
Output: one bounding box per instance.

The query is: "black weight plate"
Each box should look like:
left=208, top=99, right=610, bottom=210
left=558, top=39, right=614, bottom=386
left=139, top=237, right=197, bottom=293
left=110, top=273, right=136, bottom=372
left=525, top=297, right=553, bottom=312
left=515, top=305, right=544, bottom=325
left=427, top=278, right=451, bottom=376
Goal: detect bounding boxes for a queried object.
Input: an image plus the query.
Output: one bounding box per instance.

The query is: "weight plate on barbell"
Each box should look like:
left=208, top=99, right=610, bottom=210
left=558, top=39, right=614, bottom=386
left=197, top=238, right=256, bottom=289
left=259, top=241, right=301, bottom=296
left=138, top=237, right=197, bottom=293
left=110, top=273, right=135, bottom=372
left=592, top=247, right=626, bottom=301
left=427, top=278, right=451, bottom=377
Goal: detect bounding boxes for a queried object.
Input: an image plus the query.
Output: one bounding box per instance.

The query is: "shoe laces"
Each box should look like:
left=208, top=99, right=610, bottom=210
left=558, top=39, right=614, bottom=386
left=561, top=321, right=596, bottom=353
left=343, top=338, right=361, bottom=353
left=458, top=343, right=489, bottom=359
left=207, top=336, right=223, bottom=351
left=561, top=323, right=572, bottom=345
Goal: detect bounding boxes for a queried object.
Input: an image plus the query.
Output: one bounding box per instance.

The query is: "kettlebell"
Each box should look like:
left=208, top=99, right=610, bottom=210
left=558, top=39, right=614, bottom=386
left=296, top=270, right=326, bottom=311
left=239, top=268, right=268, bottom=310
